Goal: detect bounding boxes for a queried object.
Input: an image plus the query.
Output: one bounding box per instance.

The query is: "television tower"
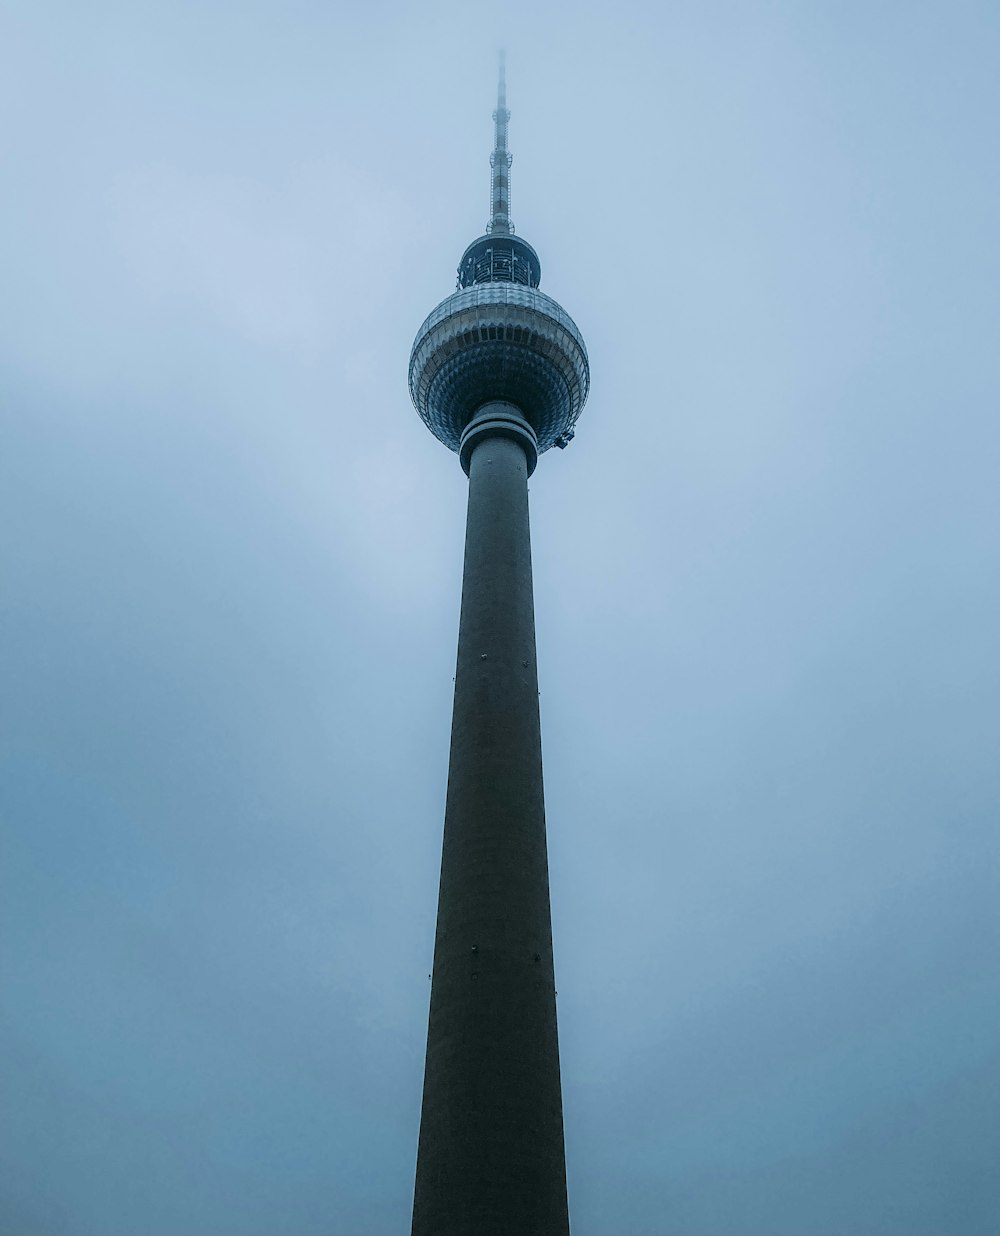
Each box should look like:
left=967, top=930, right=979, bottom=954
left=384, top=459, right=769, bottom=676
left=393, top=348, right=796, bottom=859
left=408, top=54, right=589, bottom=1236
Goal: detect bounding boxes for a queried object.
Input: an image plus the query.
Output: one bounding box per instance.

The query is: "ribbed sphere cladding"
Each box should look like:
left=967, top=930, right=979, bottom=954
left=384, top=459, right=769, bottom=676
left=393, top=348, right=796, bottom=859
left=409, top=283, right=589, bottom=455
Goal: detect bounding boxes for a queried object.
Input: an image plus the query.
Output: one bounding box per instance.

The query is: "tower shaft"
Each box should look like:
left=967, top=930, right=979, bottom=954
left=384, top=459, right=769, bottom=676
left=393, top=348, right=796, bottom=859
left=411, top=406, right=570, bottom=1236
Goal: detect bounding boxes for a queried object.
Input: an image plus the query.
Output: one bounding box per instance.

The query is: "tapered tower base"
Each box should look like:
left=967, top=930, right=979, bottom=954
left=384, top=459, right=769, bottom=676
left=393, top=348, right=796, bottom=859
left=411, top=404, right=570, bottom=1236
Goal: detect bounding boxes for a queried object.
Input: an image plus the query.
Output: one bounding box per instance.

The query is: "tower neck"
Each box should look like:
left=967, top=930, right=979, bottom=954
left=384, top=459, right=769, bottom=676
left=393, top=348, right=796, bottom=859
left=488, top=52, right=512, bottom=235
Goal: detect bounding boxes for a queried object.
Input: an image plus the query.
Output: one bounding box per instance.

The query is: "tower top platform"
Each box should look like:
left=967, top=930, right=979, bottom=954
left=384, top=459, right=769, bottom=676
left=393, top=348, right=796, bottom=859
left=457, top=234, right=541, bottom=290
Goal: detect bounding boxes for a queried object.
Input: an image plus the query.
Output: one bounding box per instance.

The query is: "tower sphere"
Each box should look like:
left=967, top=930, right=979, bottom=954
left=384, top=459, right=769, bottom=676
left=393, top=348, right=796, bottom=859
left=408, top=61, right=589, bottom=469
left=409, top=283, right=589, bottom=463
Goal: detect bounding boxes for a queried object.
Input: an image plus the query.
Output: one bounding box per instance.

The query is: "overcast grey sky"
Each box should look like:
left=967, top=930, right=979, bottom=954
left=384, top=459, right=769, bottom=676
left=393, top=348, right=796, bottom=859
left=2, top=1, right=999, bottom=1233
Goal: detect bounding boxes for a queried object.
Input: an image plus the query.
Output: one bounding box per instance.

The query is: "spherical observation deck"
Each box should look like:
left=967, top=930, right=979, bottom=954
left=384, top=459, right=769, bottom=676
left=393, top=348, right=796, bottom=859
left=409, top=282, right=590, bottom=459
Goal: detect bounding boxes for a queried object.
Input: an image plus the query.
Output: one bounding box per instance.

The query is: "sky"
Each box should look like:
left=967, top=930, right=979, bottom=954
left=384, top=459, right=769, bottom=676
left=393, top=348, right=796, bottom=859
left=2, top=1, right=999, bottom=1232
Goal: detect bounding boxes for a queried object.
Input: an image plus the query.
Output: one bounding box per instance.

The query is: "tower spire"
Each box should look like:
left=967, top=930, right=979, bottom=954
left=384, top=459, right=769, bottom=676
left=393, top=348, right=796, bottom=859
left=488, top=51, right=512, bottom=234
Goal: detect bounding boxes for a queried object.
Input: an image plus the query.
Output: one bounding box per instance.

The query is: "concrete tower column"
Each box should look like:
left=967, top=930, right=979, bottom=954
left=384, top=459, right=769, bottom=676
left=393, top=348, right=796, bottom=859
left=411, top=403, right=570, bottom=1236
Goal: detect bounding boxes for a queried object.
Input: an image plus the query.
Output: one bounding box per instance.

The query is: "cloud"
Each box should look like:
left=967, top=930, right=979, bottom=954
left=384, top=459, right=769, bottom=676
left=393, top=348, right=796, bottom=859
left=109, top=159, right=401, bottom=354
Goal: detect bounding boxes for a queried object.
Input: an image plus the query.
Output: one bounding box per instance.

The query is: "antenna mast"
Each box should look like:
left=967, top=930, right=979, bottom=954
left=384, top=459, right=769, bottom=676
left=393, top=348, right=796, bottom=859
left=488, top=51, right=513, bottom=234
